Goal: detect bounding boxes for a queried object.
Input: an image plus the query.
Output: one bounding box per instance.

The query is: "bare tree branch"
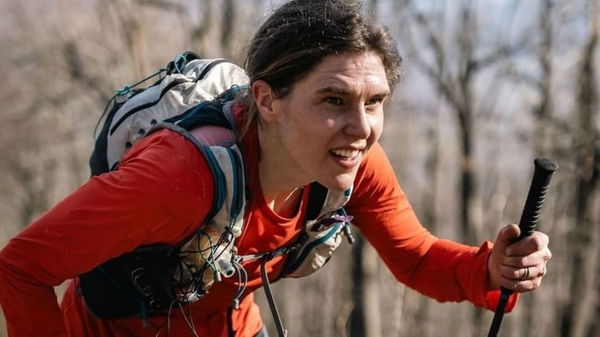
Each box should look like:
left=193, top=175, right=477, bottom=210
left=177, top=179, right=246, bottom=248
left=135, top=0, right=186, bottom=14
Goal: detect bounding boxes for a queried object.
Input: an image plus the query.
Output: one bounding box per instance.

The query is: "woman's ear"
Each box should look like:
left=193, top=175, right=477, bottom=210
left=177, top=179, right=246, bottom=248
left=251, top=80, right=278, bottom=122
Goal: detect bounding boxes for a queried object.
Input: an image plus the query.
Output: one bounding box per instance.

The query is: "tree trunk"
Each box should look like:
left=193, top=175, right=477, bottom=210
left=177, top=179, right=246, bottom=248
left=415, top=124, right=440, bottom=337
left=560, top=19, right=599, bottom=337
left=220, top=0, right=235, bottom=58
left=459, top=108, right=476, bottom=245
left=191, top=0, right=213, bottom=56
left=350, top=235, right=366, bottom=337
left=349, top=235, right=381, bottom=337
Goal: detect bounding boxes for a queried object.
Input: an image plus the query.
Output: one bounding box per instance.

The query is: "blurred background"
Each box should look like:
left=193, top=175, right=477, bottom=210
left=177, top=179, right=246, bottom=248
left=0, top=0, right=598, bottom=336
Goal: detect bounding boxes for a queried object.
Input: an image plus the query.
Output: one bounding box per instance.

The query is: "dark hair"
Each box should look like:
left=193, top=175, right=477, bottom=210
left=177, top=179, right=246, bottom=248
left=241, top=0, right=402, bottom=133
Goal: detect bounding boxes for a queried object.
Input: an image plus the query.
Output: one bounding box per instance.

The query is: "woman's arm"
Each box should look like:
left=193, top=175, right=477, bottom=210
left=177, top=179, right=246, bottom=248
left=346, top=143, right=518, bottom=311
left=0, top=130, right=214, bottom=336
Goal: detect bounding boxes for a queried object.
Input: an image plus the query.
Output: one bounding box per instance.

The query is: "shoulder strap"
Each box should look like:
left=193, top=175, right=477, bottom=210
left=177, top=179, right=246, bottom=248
left=280, top=184, right=354, bottom=278
left=234, top=182, right=354, bottom=278
left=152, top=121, right=245, bottom=235
left=306, top=182, right=328, bottom=221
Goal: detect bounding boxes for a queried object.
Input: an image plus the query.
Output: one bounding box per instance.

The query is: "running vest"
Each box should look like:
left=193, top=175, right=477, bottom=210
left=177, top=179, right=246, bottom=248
left=79, top=96, right=355, bottom=319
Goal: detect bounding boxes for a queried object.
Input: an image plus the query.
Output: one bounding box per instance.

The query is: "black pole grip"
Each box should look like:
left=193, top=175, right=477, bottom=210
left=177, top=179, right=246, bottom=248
left=517, top=158, right=559, bottom=240
left=486, top=158, right=558, bottom=337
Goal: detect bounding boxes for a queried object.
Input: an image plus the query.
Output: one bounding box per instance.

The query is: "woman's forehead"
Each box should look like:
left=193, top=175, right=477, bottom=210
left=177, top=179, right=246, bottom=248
left=301, top=52, right=389, bottom=94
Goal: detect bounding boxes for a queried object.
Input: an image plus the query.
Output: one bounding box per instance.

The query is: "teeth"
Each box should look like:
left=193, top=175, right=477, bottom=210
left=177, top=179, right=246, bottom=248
left=331, top=149, right=359, bottom=158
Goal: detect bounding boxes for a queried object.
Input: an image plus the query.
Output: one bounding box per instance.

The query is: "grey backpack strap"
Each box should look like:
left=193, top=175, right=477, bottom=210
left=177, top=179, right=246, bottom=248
left=222, top=100, right=242, bottom=141
left=150, top=122, right=246, bottom=303
left=152, top=122, right=245, bottom=229
left=283, top=183, right=354, bottom=278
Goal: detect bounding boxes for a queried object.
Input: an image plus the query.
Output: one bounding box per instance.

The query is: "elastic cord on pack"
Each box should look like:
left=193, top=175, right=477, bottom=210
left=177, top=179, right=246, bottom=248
left=93, top=95, right=118, bottom=139
left=231, top=259, right=248, bottom=309
left=161, top=300, right=200, bottom=337
left=92, top=67, right=167, bottom=139
left=178, top=302, right=200, bottom=337
left=172, top=53, right=186, bottom=74
left=117, top=67, right=168, bottom=96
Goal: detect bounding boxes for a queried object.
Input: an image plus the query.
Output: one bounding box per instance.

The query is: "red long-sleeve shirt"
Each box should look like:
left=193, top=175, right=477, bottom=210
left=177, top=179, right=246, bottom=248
left=0, top=124, right=517, bottom=337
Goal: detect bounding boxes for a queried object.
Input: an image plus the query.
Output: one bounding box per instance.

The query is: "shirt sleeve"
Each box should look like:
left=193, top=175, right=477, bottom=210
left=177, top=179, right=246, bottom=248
left=346, top=143, right=518, bottom=312
left=0, top=129, right=215, bottom=336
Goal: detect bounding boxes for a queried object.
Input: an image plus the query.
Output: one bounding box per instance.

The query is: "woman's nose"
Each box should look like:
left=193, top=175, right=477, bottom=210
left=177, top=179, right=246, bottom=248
left=344, top=105, right=372, bottom=139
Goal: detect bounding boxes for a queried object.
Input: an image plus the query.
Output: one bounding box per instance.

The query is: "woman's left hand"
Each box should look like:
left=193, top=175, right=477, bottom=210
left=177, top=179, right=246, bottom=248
left=487, top=224, right=552, bottom=292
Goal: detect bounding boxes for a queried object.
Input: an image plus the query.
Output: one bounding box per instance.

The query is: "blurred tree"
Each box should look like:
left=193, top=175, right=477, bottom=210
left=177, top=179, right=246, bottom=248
left=404, top=0, right=518, bottom=246
left=221, top=0, right=236, bottom=58
left=560, top=4, right=599, bottom=336
left=191, top=0, right=214, bottom=56
left=398, top=0, right=531, bottom=335
left=349, top=2, right=384, bottom=337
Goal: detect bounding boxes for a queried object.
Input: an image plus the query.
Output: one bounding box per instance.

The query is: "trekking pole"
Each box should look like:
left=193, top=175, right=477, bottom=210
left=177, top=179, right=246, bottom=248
left=486, top=158, right=558, bottom=337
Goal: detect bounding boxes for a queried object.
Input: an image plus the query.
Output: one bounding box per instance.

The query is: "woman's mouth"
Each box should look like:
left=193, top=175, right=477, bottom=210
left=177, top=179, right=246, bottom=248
left=330, top=148, right=361, bottom=168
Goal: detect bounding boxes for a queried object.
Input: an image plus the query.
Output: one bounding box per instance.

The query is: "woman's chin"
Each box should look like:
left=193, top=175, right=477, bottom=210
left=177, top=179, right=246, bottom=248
left=318, top=173, right=356, bottom=192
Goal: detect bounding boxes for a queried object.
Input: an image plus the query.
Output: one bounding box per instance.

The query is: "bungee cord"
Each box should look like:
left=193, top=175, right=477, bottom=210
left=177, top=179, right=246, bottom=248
left=158, top=227, right=250, bottom=336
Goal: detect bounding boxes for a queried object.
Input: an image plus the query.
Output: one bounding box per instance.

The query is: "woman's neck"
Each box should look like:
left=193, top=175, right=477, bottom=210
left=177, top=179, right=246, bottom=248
left=257, top=127, right=308, bottom=217
left=262, top=184, right=304, bottom=218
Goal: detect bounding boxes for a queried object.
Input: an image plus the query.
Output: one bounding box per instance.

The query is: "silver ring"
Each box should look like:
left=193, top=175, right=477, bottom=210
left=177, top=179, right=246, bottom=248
left=520, top=267, right=530, bottom=281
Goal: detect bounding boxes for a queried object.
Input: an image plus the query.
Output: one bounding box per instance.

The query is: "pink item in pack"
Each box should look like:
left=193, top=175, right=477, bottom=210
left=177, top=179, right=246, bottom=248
left=190, top=125, right=236, bottom=147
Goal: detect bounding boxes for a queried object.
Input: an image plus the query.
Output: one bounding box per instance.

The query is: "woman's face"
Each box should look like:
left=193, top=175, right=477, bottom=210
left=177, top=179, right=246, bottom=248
left=261, top=51, right=389, bottom=192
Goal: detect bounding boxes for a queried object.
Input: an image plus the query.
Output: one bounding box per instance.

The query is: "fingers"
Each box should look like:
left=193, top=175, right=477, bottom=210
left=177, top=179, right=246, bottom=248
left=499, top=263, right=547, bottom=281
left=489, top=225, right=552, bottom=293
left=502, top=231, right=552, bottom=273
left=494, top=224, right=521, bottom=253
left=499, top=265, right=547, bottom=292
left=502, top=248, right=552, bottom=268
left=488, top=225, right=552, bottom=292
left=505, top=231, right=550, bottom=256
left=498, top=231, right=551, bottom=292
left=487, top=224, right=522, bottom=290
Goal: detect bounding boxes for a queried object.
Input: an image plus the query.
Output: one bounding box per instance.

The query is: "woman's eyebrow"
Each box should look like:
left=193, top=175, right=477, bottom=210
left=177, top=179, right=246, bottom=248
left=316, top=86, right=390, bottom=99
left=316, top=86, right=351, bottom=96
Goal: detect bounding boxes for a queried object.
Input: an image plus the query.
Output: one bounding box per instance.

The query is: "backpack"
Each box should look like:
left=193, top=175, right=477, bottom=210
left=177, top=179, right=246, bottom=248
left=79, top=52, right=355, bottom=321
left=89, top=51, right=249, bottom=175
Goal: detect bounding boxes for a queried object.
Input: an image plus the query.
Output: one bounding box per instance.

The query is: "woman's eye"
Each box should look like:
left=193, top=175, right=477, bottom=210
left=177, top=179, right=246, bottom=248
left=366, top=97, right=384, bottom=106
left=325, top=97, right=343, bottom=106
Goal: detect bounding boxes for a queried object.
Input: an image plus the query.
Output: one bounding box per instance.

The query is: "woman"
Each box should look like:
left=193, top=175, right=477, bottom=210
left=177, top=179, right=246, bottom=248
left=0, top=0, right=551, bottom=336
